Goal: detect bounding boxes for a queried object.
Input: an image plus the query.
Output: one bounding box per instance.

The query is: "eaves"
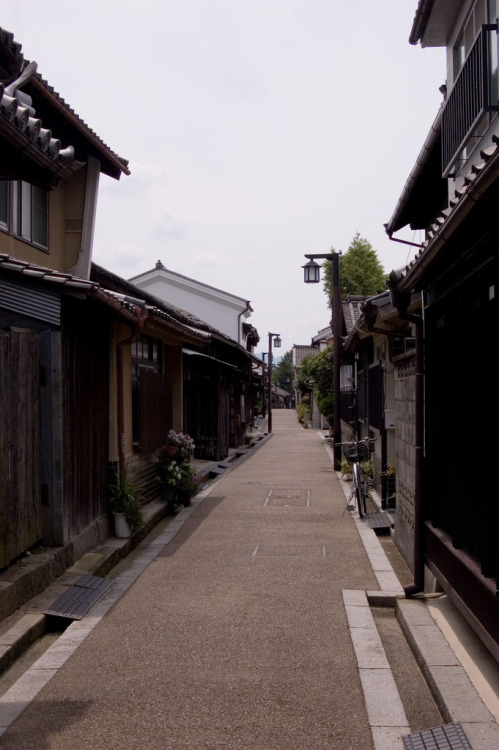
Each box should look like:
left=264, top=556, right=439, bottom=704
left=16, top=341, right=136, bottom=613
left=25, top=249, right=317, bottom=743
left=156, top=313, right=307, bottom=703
left=0, top=255, right=207, bottom=343
left=0, top=27, right=129, bottom=182
left=396, top=131, right=499, bottom=294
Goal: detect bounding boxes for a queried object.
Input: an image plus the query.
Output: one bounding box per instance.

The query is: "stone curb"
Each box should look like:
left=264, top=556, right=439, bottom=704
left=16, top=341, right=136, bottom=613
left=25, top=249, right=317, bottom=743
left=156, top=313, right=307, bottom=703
left=396, top=598, right=499, bottom=750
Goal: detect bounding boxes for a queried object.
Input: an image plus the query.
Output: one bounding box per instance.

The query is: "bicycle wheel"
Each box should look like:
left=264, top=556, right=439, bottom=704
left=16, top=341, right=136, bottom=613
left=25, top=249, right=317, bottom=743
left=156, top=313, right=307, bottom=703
left=353, top=463, right=367, bottom=518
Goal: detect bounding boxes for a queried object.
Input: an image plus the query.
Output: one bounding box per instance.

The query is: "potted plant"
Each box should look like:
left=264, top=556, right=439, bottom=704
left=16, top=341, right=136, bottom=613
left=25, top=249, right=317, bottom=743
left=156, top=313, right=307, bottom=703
left=383, top=464, right=396, bottom=508
left=165, top=430, right=195, bottom=464
left=341, top=457, right=352, bottom=480
left=156, top=454, right=182, bottom=512
left=177, top=465, right=205, bottom=506
left=108, top=469, right=144, bottom=538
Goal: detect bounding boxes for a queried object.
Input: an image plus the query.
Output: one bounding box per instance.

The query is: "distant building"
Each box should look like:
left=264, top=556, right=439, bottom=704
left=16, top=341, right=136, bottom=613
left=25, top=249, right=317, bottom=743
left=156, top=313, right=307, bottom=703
left=130, top=261, right=258, bottom=349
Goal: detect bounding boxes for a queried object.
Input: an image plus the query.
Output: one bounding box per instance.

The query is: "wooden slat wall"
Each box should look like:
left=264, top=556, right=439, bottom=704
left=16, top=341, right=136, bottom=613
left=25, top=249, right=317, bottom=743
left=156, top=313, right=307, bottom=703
left=62, top=299, right=109, bottom=542
left=139, top=370, right=172, bottom=454
left=218, top=385, right=229, bottom=459
left=0, top=329, right=42, bottom=568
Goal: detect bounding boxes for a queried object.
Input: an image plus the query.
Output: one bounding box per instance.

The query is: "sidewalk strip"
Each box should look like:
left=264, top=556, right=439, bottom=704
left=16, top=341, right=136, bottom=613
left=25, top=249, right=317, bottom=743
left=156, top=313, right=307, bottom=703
left=343, top=589, right=410, bottom=750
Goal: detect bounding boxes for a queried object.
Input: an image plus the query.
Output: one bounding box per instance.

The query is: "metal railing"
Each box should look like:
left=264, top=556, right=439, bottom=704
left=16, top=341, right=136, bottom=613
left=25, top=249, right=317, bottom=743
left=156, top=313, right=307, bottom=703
left=442, top=24, right=499, bottom=176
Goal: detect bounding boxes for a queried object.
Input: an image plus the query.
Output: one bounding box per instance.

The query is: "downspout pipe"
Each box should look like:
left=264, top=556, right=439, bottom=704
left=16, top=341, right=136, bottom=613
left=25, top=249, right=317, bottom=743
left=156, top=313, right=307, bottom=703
left=389, top=279, right=425, bottom=597
left=402, top=309, right=425, bottom=596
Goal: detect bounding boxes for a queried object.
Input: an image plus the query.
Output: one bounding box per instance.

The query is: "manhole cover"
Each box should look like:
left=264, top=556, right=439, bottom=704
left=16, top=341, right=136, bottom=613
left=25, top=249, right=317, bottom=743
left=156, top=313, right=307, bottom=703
left=252, top=545, right=326, bottom=558
left=265, top=489, right=310, bottom=506
left=403, top=722, right=473, bottom=750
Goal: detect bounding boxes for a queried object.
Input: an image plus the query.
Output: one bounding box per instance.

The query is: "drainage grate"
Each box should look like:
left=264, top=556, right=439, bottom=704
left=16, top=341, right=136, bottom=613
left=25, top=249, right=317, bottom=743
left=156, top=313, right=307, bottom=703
left=403, top=722, right=473, bottom=750
left=44, top=575, right=114, bottom=621
left=367, top=512, right=392, bottom=535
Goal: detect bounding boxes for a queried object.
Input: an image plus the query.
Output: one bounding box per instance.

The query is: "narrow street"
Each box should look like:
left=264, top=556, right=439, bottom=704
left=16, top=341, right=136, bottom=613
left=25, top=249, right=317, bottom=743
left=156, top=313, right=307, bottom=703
left=0, top=411, right=430, bottom=749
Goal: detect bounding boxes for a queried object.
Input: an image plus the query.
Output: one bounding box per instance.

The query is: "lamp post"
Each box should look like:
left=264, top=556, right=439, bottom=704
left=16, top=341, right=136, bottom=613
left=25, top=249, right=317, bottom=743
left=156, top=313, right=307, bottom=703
left=267, top=332, right=281, bottom=433
left=302, top=253, right=342, bottom=469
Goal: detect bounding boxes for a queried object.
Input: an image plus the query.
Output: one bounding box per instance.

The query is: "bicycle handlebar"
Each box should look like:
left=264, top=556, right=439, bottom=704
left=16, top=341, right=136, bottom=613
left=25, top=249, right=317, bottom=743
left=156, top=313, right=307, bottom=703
left=336, top=437, right=376, bottom=447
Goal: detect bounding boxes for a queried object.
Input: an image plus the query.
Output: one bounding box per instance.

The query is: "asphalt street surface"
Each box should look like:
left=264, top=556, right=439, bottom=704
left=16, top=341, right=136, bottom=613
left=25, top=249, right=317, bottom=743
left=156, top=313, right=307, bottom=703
left=0, top=411, right=381, bottom=749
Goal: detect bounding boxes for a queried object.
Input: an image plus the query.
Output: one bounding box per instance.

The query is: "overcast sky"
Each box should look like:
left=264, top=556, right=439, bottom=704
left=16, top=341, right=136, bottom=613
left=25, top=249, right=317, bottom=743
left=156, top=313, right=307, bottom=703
left=1, top=1, right=445, bottom=356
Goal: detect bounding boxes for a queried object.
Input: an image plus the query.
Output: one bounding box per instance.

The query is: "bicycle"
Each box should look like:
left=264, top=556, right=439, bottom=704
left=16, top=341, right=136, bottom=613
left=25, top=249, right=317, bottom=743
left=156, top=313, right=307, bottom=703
left=337, top=437, right=376, bottom=519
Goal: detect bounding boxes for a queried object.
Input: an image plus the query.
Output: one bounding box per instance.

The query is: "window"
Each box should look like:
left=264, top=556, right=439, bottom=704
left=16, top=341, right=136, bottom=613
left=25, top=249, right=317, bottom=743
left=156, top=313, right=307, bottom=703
left=0, top=180, right=49, bottom=250
left=131, top=334, right=166, bottom=451
left=453, top=0, right=492, bottom=79
left=14, top=181, right=48, bottom=248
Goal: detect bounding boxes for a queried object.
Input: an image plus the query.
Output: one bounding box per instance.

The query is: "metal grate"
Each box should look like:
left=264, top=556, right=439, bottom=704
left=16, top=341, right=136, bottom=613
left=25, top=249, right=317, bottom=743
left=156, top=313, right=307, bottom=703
left=403, top=722, right=473, bottom=750
left=44, top=575, right=114, bottom=620
left=367, top=512, right=392, bottom=535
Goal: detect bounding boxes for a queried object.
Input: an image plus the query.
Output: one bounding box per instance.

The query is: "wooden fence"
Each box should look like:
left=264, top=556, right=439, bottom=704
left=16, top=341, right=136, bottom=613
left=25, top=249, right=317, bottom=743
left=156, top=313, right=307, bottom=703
left=0, top=329, right=42, bottom=568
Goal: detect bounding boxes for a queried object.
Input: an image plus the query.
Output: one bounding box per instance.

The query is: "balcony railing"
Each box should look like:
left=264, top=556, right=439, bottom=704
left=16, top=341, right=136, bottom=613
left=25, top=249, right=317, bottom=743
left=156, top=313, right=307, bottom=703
left=442, top=24, right=499, bottom=176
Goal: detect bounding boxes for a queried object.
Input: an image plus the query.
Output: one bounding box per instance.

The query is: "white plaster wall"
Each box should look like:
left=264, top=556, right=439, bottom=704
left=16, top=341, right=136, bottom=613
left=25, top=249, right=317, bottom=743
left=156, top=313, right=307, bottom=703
left=136, top=277, right=244, bottom=341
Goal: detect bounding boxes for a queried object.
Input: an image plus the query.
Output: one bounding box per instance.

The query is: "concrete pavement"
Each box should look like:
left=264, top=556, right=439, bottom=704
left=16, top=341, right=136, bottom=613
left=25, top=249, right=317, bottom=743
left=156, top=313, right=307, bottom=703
left=0, top=410, right=498, bottom=749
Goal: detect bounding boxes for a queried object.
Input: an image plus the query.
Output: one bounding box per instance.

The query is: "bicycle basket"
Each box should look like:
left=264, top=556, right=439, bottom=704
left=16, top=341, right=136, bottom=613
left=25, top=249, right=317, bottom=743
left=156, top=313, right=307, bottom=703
left=342, top=442, right=370, bottom=462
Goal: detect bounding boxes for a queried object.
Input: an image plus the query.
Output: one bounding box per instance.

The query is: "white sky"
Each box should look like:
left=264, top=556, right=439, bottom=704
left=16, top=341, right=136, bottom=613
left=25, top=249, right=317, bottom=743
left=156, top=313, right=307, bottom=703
left=1, top=1, right=445, bottom=356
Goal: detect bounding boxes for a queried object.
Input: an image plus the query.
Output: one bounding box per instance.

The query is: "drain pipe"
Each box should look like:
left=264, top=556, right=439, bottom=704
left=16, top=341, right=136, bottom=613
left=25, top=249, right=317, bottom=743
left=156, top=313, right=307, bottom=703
left=388, top=279, right=425, bottom=597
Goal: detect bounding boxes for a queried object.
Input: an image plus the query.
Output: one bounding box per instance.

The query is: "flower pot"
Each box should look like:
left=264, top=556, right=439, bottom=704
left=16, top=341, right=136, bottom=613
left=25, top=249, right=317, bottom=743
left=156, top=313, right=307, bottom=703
left=165, top=446, right=178, bottom=456
left=177, top=488, right=192, bottom=506
left=161, top=485, right=176, bottom=502
left=113, top=512, right=130, bottom=538
left=161, top=484, right=177, bottom=513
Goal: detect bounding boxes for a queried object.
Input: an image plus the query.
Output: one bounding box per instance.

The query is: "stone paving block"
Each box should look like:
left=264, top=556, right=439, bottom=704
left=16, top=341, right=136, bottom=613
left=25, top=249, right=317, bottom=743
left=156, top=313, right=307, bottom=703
left=460, top=720, right=499, bottom=750
left=431, top=665, right=494, bottom=724
left=397, top=597, right=435, bottom=627
left=0, top=613, right=44, bottom=645
left=359, top=668, right=409, bottom=727
left=32, top=628, right=90, bottom=670
left=342, top=589, right=369, bottom=607
left=372, top=725, right=410, bottom=750
left=409, top=624, right=460, bottom=667
left=154, top=531, right=177, bottom=545
left=367, top=590, right=403, bottom=607
left=349, top=626, right=391, bottom=669
left=368, top=551, right=395, bottom=571
left=68, top=616, right=100, bottom=631
left=374, top=571, right=403, bottom=591
left=344, top=603, right=377, bottom=630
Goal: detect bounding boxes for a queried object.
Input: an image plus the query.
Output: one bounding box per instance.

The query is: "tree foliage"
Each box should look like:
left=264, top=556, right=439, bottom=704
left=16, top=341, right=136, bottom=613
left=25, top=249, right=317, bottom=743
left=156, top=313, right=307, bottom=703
left=272, top=350, right=293, bottom=391
left=323, top=232, right=386, bottom=303
left=295, top=346, right=334, bottom=423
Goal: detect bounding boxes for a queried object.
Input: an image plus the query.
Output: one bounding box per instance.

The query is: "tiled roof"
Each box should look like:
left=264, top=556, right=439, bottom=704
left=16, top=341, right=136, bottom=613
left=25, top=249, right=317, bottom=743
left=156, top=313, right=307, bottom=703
left=341, top=296, right=367, bottom=334
left=91, top=263, right=252, bottom=352
left=0, top=254, right=208, bottom=336
left=0, top=26, right=129, bottom=180
left=395, top=129, right=499, bottom=292
left=0, top=254, right=97, bottom=290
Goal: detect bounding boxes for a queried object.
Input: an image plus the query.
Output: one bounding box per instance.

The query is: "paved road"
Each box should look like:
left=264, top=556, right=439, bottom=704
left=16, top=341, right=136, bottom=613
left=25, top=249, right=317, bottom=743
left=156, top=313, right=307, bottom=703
left=0, top=411, right=380, bottom=749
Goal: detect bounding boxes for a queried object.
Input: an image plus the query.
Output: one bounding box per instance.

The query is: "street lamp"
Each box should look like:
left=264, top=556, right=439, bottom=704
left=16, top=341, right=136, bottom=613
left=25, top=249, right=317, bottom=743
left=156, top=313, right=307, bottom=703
left=302, top=252, right=342, bottom=469
left=267, top=332, right=281, bottom=433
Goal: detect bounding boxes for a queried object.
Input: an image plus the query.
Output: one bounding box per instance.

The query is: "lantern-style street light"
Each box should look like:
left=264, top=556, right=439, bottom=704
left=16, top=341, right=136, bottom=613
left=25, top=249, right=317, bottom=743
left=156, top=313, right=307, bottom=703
left=267, top=332, right=281, bottom=433
left=302, top=253, right=342, bottom=469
